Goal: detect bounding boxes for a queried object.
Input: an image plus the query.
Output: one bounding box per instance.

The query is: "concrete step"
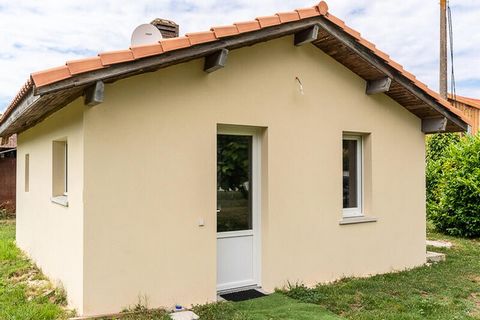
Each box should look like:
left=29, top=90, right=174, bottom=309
left=170, top=311, right=199, bottom=320
left=426, top=240, right=453, bottom=248
left=427, top=251, right=446, bottom=263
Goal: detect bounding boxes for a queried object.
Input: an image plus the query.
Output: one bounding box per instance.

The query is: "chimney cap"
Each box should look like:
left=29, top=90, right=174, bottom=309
left=150, top=18, right=178, bottom=28
left=149, top=18, right=179, bottom=38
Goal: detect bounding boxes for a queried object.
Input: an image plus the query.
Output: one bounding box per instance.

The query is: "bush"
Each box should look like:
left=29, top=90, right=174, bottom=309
left=426, top=133, right=461, bottom=218
left=428, top=134, right=480, bottom=237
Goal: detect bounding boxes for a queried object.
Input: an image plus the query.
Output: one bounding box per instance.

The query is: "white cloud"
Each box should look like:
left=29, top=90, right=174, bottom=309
left=0, top=0, right=479, bottom=111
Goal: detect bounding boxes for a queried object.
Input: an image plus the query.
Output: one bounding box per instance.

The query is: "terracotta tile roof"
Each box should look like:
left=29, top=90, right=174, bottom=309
left=0, top=1, right=472, bottom=132
left=449, top=95, right=480, bottom=109
left=1, top=79, right=33, bottom=127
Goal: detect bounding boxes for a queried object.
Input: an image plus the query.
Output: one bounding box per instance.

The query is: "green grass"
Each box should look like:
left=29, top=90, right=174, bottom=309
left=193, top=293, right=342, bottom=320
left=0, top=220, right=72, bottom=320
left=2, top=219, right=479, bottom=319
left=282, top=230, right=480, bottom=320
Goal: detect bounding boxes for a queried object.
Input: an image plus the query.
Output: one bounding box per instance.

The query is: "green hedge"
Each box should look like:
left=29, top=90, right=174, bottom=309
left=427, top=133, right=480, bottom=237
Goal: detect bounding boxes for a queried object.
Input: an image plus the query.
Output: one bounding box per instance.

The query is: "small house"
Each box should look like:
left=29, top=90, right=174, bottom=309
left=0, top=2, right=471, bottom=316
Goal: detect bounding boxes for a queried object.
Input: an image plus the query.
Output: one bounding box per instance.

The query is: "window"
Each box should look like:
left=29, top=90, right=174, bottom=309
left=25, top=154, right=30, bottom=192
left=342, top=135, right=362, bottom=217
left=52, top=140, right=68, bottom=206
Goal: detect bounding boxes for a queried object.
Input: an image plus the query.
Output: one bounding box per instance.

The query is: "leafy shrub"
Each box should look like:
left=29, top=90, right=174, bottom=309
left=280, top=281, right=323, bottom=304
left=426, top=133, right=461, bottom=218
left=428, top=134, right=480, bottom=237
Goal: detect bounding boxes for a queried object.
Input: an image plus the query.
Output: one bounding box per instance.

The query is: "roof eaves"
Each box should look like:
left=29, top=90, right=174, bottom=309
left=0, top=1, right=472, bottom=135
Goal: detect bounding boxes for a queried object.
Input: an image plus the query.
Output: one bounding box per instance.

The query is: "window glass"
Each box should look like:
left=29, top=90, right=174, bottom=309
left=52, top=140, right=67, bottom=197
left=343, top=138, right=358, bottom=209
left=217, top=135, right=252, bottom=232
left=25, top=154, right=29, bottom=192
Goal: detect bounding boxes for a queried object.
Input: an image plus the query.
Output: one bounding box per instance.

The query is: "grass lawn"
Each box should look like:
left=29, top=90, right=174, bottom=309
left=0, top=220, right=72, bottom=320
left=282, top=230, right=480, bottom=319
left=193, top=293, right=341, bottom=320
left=1, top=219, right=479, bottom=319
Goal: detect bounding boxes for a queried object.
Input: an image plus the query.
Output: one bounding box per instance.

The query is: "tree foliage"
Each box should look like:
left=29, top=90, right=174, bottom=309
left=427, top=133, right=480, bottom=237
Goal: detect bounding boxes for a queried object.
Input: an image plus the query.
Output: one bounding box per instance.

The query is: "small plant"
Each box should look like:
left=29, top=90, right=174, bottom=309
left=120, top=295, right=171, bottom=320
left=280, top=281, right=323, bottom=304
left=51, top=283, right=68, bottom=305
left=0, top=207, right=8, bottom=220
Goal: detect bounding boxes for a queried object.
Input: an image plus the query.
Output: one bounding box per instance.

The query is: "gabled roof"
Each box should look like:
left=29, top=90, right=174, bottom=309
left=0, top=1, right=471, bottom=137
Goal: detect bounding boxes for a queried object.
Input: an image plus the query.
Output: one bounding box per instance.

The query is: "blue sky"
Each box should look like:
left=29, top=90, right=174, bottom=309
left=0, top=0, right=479, bottom=111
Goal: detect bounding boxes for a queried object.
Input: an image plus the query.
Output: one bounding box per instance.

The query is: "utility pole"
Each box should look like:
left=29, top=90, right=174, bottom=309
left=439, top=0, right=448, bottom=99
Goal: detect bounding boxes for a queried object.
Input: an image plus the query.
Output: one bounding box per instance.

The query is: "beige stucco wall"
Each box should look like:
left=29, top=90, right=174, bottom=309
left=16, top=100, right=84, bottom=313
left=80, top=35, right=426, bottom=315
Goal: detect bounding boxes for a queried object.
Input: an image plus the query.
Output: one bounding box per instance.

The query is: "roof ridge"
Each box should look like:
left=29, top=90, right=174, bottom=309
left=0, top=1, right=472, bottom=129
left=29, top=2, right=329, bottom=88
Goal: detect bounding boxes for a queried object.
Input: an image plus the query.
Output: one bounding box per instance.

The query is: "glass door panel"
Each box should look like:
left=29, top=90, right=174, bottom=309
left=217, top=134, right=252, bottom=232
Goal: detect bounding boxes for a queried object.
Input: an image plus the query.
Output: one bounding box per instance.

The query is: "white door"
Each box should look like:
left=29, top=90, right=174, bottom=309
left=216, top=127, right=261, bottom=292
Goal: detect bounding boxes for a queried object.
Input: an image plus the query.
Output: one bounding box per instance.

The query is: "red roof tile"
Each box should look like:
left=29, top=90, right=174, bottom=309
left=211, top=25, right=239, bottom=38
left=160, top=37, right=191, bottom=52
left=296, top=7, right=320, bottom=19
left=186, top=31, right=217, bottom=45
left=99, top=50, right=135, bottom=65
left=234, top=21, right=261, bottom=33
left=276, top=12, right=300, bottom=23
left=324, top=13, right=345, bottom=27
left=316, top=1, right=329, bottom=15
left=67, top=57, right=104, bottom=75
left=0, top=0, right=473, bottom=131
left=31, top=65, right=71, bottom=87
left=130, top=43, right=164, bottom=59
left=256, top=15, right=281, bottom=28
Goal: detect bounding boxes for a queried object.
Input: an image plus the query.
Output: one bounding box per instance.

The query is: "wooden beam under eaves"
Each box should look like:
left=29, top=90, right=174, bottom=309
left=294, top=25, right=320, bottom=46
left=204, top=49, right=229, bottom=73
left=366, top=77, right=392, bottom=95
left=422, top=117, right=447, bottom=133
left=84, top=81, right=104, bottom=106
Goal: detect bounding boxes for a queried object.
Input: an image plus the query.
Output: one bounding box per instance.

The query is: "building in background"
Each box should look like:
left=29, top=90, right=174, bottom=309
left=0, top=134, right=16, bottom=213
left=449, top=95, right=480, bottom=134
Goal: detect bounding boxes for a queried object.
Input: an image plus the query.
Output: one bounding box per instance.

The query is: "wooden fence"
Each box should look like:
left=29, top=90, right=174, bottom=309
left=0, top=155, right=16, bottom=213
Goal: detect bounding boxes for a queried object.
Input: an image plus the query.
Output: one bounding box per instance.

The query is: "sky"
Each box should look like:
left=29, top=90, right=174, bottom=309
left=0, top=0, right=479, bottom=111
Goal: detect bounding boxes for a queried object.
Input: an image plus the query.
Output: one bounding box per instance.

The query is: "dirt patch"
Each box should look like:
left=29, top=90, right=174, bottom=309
left=8, top=261, right=67, bottom=305
left=468, top=292, right=480, bottom=317
left=467, top=275, right=480, bottom=284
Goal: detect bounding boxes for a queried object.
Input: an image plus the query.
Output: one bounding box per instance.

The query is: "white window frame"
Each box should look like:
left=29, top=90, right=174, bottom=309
left=25, top=154, right=30, bottom=192
left=342, top=135, right=363, bottom=218
left=64, top=142, right=68, bottom=196
left=51, top=139, right=69, bottom=207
